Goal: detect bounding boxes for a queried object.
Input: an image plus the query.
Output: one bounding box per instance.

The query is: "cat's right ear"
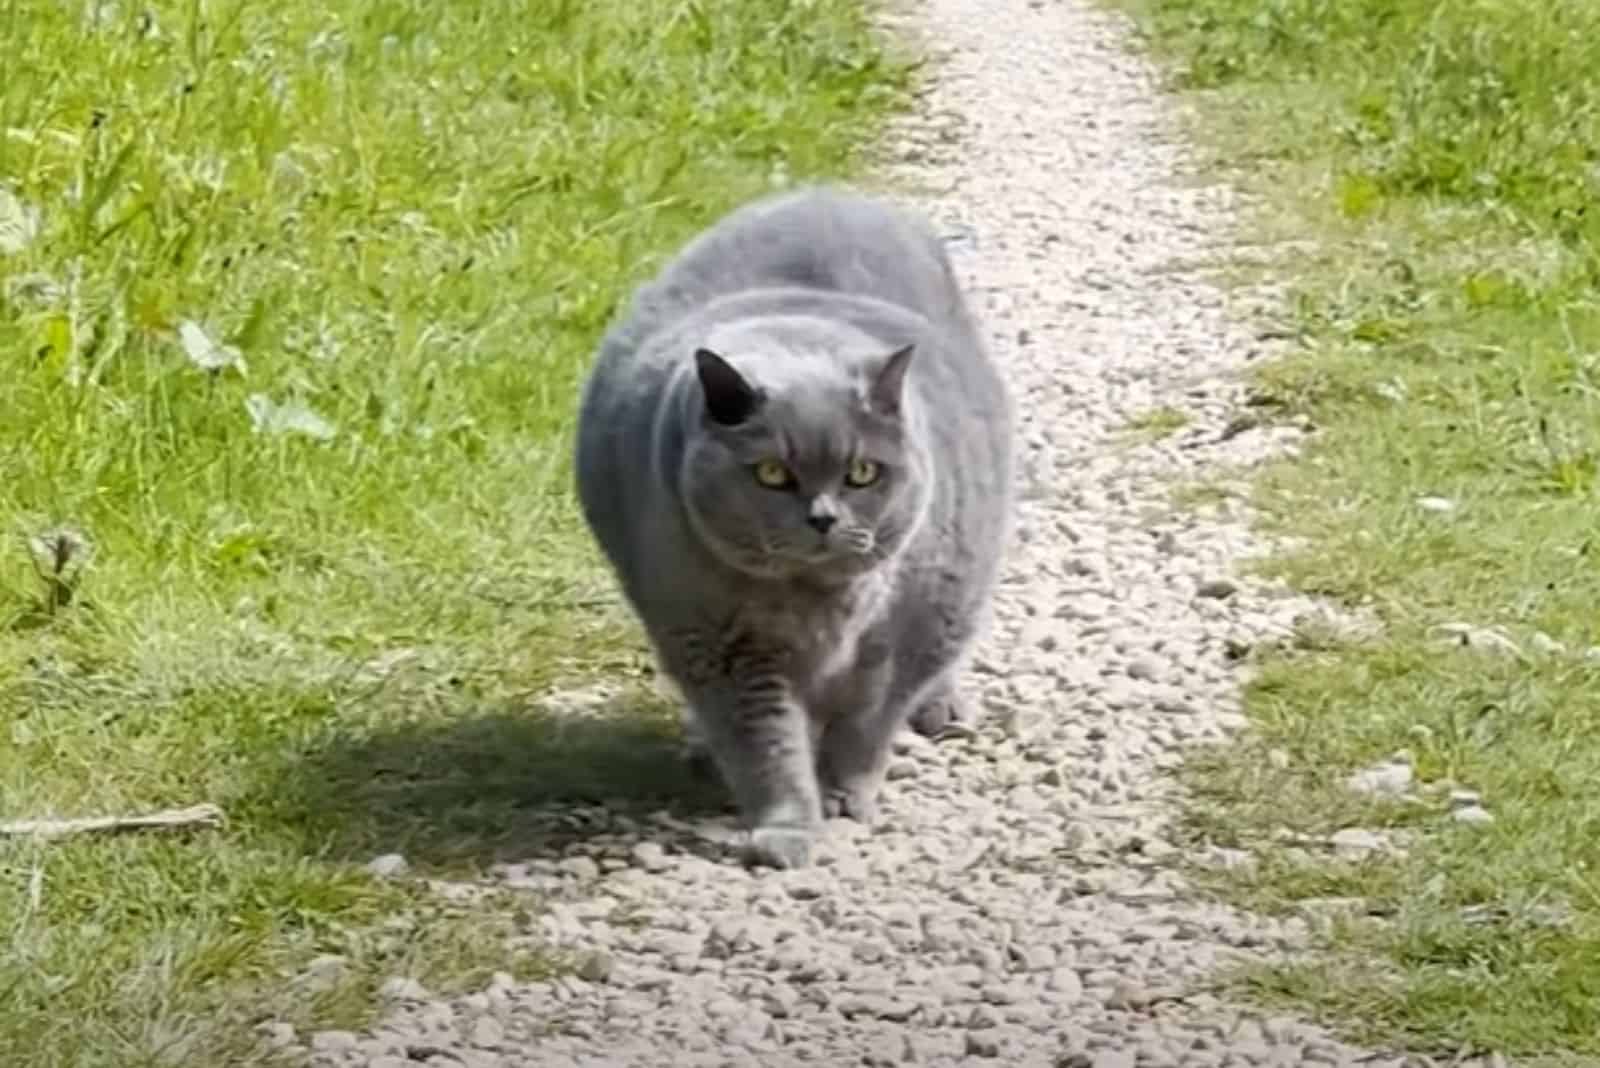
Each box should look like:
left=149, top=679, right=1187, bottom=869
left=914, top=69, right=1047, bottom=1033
left=695, top=348, right=764, bottom=427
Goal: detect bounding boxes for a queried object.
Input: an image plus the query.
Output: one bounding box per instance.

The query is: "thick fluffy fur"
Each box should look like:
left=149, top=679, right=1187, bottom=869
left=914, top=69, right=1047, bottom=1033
left=574, top=187, right=1013, bottom=868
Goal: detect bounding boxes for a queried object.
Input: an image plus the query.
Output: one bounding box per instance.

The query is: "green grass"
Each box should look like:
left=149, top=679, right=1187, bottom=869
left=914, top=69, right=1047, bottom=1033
left=1121, top=404, right=1191, bottom=440
left=1113, top=0, right=1600, bottom=1058
left=0, top=0, right=907, bottom=1063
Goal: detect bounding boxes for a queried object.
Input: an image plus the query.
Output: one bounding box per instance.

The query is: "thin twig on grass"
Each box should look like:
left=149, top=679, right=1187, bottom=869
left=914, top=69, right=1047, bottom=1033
left=0, top=803, right=225, bottom=840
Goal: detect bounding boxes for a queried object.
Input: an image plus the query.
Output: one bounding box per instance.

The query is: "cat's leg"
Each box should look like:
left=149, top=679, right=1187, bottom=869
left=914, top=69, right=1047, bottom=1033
left=820, top=628, right=974, bottom=820
left=657, top=628, right=823, bottom=867
left=683, top=677, right=822, bottom=869
left=815, top=649, right=902, bottom=824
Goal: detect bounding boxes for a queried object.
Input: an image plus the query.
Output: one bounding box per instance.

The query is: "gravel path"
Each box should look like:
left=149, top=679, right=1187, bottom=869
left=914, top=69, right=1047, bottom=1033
left=280, top=3, right=1509, bottom=1066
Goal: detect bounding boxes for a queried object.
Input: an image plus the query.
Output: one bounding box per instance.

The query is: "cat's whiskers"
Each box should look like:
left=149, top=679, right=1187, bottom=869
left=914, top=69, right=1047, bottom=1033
left=842, top=528, right=876, bottom=556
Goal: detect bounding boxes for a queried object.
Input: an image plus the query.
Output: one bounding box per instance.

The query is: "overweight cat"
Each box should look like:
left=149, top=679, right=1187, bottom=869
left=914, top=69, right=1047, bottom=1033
left=574, top=187, right=1013, bottom=869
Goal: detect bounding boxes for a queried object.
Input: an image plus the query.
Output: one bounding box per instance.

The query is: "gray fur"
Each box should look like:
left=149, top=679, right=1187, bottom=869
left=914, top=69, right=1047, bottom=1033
left=574, top=187, right=1014, bottom=868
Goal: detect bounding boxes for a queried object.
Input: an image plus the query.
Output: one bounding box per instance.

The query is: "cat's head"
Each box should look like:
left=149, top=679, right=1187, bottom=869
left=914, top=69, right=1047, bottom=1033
left=678, top=339, right=930, bottom=582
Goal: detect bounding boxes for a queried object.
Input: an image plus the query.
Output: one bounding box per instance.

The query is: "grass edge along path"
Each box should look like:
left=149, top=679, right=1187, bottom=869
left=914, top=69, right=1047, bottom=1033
left=0, top=1, right=912, bottom=1064
left=1106, top=0, right=1600, bottom=1061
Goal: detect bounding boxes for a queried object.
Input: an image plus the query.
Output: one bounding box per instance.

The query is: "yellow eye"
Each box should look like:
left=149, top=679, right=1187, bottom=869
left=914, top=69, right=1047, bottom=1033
left=845, top=459, right=880, bottom=487
left=754, top=459, right=793, bottom=489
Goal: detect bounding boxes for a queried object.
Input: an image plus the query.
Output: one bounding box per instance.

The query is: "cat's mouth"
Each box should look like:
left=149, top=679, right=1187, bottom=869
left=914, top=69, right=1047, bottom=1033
left=766, top=530, right=876, bottom=566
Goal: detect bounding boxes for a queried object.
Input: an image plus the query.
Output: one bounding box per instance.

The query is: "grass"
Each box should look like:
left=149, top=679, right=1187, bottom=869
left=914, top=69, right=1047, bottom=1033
left=1121, top=404, right=1191, bottom=440
left=0, top=0, right=907, bottom=1063
left=1111, top=0, right=1600, bottom=1059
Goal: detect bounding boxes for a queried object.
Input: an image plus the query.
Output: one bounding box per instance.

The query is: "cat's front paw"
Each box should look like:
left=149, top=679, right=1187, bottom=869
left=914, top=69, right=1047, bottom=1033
left=744, top=825, right=815, bottom=869
left=909, top=689, right=975, bottom=740
left=821, top=784, right=880, bottom=824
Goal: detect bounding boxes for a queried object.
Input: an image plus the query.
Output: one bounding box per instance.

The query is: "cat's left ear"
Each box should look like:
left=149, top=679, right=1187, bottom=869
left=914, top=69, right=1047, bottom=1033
left=868, top=343, right=915, bottom=416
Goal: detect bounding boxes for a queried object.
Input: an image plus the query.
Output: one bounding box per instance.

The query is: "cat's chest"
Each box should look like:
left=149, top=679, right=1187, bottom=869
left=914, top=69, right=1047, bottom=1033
left=737, top=573, right=891, bottom=678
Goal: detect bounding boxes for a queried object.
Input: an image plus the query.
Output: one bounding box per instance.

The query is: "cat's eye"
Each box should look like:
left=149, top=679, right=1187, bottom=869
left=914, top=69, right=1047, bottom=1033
left=753, top=459, right=794, bottom=489
left=845, top=459, right=881, bottom=487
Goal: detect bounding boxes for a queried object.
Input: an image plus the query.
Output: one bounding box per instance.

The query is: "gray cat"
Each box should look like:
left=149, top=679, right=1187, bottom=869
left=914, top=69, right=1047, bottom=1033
left=574, top=187, right=1013, bottom=869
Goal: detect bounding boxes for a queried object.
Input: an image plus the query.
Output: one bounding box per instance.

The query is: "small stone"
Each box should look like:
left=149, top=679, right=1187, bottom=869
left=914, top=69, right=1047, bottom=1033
left=1452, top=805, right=1494, bottom=826
left=837, top=994, right=918, bottom=1021
left=724, top=1010, right=773, bottom=1047
left=1432, top=622, right=1522, bottom=658
left=707, top=916, right=747, bottom=955
left=966, top=1003, right=1002, bottom=1029
left=946, top=963, right=986, bottom=986
left=980, top=983, right=1020, bottom=1005
left=645, top=930, right=704, bottom=958
left=1297, top=897, right=1369, bottom=932
left=378, top=976, right=431, bottom=1002
left=1267, top=748, right=1290, bottom=770
left=310, top=1030, right=358, bottom=1053
left=763, top=985, right=800, bottom=1018
left=1136, top=836, right=1175, bottom=861
left=469, top=1016, right=505, bottom=1048
left=965, top=1032, right=1003, bottom=1058
left=299, top=954, right=349, bottom=991
left=1448, top=789, right=1482, bottom=809
left=576, top=950, right=614, bottom=982
left=1126, top=656, right=1164, bottom=682
left=1047, top=968, right=1084, bottom=1002
left=558, top=855, right=601, bottom=880
left=1345, top=760, right=1413, bottom=798
left=1201, top=846, right=1256, bottom=871
left=1063, top=823, right=1096, bottom=852
left=966, top=944, right=1005, bottom=972
left=1091, top=1051, right=1136, bottom=1068
left=1103, top=981, right=1152, bottom=1010
left=1530, top=631, right=1565, bottom=655
left=415, top=1002, right=456, bottom=1028
left=1329, top=827, right=1388, bottom=855
left=1416, top=495, right=1457, bottom=513
left=783, top=871, right=829, bottom=901
left=705, top=996, right=743, bottom=1019
left=1196, top=577, right=1238, bottom=599
left=630, top=842, right=672, bottom=872
left=366, top=853, right=410, bottom=878
left=1008, top=943, right=1056, bottom=972
left=255, top=1021, right=296, bottom=1049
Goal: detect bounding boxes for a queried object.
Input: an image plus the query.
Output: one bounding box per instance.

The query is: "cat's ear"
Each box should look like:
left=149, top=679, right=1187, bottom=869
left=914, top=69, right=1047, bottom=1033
left=695, top=347, right=764, bottom=427
left=868, top=343, right=915, bottom=417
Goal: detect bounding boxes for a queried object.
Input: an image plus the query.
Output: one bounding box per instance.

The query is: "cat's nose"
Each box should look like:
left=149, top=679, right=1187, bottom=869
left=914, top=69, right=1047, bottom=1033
left=807, top=513, right=837, bottom=534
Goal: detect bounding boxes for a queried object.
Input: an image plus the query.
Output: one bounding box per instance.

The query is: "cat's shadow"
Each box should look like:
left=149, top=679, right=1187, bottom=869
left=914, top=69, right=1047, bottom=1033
left=259, top=690, right=736, bottom=872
